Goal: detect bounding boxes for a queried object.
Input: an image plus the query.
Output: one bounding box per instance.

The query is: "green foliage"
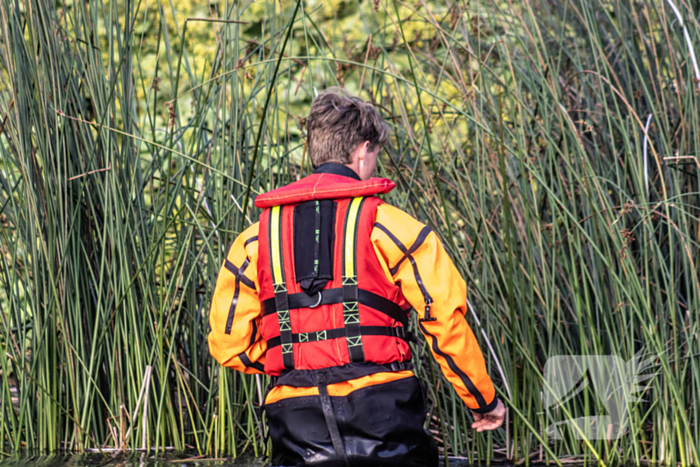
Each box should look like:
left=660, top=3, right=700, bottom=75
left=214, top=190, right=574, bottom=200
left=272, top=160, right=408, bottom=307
left=0, top=0, right=699, bottom=464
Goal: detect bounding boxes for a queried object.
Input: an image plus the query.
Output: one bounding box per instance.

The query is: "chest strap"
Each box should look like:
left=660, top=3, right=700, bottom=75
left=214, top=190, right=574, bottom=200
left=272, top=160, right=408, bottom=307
left=260, top=288, right=409, bottom=327
left=266, top=325, right=412, bottom=349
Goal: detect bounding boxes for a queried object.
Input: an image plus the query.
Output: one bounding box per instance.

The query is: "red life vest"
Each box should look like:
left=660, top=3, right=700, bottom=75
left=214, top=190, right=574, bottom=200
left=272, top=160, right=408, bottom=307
left=255, top=173, right=413, bottom=375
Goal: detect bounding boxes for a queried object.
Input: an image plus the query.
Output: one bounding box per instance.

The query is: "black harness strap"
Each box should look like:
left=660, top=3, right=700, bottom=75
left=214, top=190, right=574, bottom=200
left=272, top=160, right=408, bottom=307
left=266, top=325, right=411, bottom=349
left=342, top=197, right=366, bottom=362
left=269, top=206, right=294, bottom=370
left=317, top=370, right=348, bottom=464
left=260, top=288, right=409, bottom=327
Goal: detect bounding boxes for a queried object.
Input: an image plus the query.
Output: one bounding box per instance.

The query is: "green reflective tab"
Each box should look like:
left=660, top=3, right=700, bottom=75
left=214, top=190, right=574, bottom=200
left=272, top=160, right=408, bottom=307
left=342, top=277, right=358, bottom=286
left=344, top=313, right=360, bottom=325
left=347, top=336, right=363, bottom=347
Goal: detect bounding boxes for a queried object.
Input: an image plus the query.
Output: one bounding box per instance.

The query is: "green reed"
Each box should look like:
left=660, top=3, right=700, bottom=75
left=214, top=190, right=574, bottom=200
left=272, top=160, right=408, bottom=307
left=0, top=0, right=698, bottom=464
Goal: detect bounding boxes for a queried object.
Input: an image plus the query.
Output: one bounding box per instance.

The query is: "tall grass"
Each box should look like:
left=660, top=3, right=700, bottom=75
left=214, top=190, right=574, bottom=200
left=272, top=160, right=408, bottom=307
left=0, top=0, right=698, bottom=464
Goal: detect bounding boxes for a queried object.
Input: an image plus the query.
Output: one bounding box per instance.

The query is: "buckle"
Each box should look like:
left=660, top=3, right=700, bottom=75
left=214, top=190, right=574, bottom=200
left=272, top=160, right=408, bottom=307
left=388, top=361, right=408, bottom=372
left=309, top=291, right=323, bottom=308
left=393, top=327, right=406, bottom=339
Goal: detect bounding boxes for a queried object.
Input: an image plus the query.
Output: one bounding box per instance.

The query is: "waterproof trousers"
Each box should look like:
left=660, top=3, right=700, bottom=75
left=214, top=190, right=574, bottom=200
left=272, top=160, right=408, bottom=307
left=264, top=375, right=438, bottom=467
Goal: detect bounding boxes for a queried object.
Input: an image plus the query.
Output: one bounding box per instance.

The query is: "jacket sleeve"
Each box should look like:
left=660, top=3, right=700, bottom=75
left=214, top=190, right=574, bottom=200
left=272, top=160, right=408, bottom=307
left=208, top=222, right=266, bottom=374
left=371, top=203, right=498, bottom=413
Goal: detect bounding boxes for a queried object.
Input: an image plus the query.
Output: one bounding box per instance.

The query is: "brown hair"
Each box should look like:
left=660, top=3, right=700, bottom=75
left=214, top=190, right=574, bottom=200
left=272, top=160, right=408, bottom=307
left=306, top=88, right=390, bottom=167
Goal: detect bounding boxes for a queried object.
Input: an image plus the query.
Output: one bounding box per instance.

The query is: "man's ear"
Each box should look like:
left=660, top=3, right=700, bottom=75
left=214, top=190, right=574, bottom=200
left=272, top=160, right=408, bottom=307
left=358, top=141, right=370, bottom=162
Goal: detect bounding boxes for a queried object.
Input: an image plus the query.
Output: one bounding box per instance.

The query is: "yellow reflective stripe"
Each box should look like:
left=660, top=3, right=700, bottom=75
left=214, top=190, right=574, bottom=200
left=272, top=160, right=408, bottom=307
left=343, top=197, right=363, bottom=278
left=270, top=206, right=284, bottom=285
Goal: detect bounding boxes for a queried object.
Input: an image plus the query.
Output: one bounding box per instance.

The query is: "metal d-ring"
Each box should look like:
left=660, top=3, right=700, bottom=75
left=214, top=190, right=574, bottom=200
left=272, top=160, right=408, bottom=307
left=309, top=291, right=323, bottom=308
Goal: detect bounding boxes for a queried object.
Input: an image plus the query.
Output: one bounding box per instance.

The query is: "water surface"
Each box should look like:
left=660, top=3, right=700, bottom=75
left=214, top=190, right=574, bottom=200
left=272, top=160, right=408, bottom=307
left=0, top=453, right=499, bottom=467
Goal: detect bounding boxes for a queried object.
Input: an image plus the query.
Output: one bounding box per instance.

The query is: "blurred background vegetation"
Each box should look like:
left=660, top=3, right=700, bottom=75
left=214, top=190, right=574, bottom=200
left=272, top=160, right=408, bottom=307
left=1, top=0, right=699, bottom=464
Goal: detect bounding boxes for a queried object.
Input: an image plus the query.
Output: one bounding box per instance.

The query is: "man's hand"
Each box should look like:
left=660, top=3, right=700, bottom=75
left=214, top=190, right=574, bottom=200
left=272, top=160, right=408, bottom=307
left=471, top=398, right=506, bottom=432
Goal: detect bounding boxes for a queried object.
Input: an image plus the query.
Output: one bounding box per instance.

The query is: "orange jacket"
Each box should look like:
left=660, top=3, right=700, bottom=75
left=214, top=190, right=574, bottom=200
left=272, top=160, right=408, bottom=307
left=209, top=201, right=498, bottom=413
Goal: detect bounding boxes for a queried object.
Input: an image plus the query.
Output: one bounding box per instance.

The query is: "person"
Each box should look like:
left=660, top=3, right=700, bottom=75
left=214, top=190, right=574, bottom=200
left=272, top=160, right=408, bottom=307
left=208, top=88, right=506, bottom=467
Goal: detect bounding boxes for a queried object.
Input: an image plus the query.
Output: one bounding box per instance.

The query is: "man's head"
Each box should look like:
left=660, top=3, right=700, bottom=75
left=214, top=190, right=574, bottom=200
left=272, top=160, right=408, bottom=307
left=306, top=88, right=390, bottom=180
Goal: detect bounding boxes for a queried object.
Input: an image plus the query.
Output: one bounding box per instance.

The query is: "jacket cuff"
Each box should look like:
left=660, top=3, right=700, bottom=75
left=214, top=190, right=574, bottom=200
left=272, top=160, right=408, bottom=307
left=470, top=395, right=499, bottom=414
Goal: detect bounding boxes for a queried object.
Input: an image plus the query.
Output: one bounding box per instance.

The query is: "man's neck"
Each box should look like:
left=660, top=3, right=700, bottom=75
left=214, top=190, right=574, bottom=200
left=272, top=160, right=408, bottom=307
left=313, top=162, right=361, bottom=181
